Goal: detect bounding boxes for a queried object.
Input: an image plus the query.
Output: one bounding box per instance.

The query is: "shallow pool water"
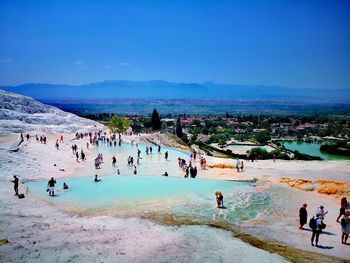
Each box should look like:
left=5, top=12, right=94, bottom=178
left=282, top=141, right=350, bottom=160
left=228, top=145, right=267, bottom=152
left=97, top=142, right=190, bottom=160
left=27, top=175, right=272, bottom=223
left=77, top=142, right=192, bottom=178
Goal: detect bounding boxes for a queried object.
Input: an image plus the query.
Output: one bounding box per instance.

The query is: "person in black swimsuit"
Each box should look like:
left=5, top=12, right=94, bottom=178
left=11, top=175, right=19, bottom=195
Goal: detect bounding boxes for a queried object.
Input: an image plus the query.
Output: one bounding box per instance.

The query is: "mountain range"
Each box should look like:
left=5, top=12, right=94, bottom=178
left=1, top=80, right=350, bottom=102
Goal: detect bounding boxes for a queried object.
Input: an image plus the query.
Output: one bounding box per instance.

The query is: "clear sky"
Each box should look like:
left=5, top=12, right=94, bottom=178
left=0, top=0, right=349, bottom=89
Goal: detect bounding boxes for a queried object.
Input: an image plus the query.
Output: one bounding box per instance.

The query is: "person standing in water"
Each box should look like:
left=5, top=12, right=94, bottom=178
left=158, top=145, right=161, bottom=153
left=112, top=156, right=117, bottom=167
left=11, top=175, right=19, bottom=196
left=47, top=177, right=57, bottom=196
left=133, top=166, right=137, bottom=175
left=215, top=191, right=224, bottom=208
left=299, top=203, right=308, bottom=230
left=165, top=151, right=168, bottom=160
left=94, top=174, right=101, bottom=182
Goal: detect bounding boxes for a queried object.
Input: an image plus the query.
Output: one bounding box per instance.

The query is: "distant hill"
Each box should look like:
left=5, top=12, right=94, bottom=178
left=1, top=80, right=349, bottom=102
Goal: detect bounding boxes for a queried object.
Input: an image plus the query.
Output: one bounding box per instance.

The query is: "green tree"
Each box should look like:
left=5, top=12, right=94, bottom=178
left=131, top=122, right=143, bottom=133
left=108, top=116, right=131, bottom=136
left=143, top=119, right=152, bottom=129
left=176, top=118, right=183, bottom=138
left=151, top=109, right=161, bottom=130
left=191, top=119, right=201, bottom=127
left=254, top=130, right=271, bottom=144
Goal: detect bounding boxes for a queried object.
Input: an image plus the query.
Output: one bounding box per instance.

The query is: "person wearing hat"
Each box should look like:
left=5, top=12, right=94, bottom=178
left=316, top=205, right=328, bottom=219
left=299, top=203, right=308, bottom=230
left=340, top=209, right=350, bottom=244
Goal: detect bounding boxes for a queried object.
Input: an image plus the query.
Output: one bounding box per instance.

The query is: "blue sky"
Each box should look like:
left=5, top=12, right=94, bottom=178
left=0, top=0, right=349, bottom=89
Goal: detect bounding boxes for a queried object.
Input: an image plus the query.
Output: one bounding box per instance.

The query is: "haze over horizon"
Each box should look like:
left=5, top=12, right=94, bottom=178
left=2, top=79, right=350, bottom=91
left=0, top=0, right=349, bottom=90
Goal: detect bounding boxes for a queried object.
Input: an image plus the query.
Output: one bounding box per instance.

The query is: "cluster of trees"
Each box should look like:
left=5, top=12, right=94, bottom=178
left=108, top=116, right=131, bottom=135
left=87, top=109, right=349, bottom=141
left=248, top=147, right=290, bottom=160
left=106, top=109, right=349, bottom=153
left=320, top=143, right=350, bottom=156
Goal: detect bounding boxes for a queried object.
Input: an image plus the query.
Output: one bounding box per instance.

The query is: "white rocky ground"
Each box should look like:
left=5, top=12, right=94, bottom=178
left=0, top=90, right=104, bottom=136
left=0, top=92, right=289, bottom=263
left=0, top=92, right=349, bottom=262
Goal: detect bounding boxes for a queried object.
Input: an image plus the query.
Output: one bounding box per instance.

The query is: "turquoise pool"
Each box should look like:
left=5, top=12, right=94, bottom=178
left=27, top=175, right=272, bottom=223
left=228, top=145, right=267, bottom=151
left=76, top=142, right=191, bottom=178
left=282, top=141, right=350, bottom=160
left=97, top=142, right=190, bottom=159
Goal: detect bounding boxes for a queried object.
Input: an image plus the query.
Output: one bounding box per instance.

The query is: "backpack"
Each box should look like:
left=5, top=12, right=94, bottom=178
left=18, top=193, right=25, bottom=199
left=309, top=217, right=316, bottom=230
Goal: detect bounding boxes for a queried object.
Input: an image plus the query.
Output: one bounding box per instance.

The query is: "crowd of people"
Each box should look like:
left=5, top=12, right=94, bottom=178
left=298, top=199, right=350, bottom=246
left=95, top=153, right=103, bottom=169
left=20, top=133, right=47, bottom=144
left=11, top=131, right=350, bottom=251
left=177, top=157, right=198, bottom=178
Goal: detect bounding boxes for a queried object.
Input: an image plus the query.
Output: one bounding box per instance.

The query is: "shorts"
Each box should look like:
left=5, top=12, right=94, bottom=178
left=49, top=187, right=55, bottom=192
